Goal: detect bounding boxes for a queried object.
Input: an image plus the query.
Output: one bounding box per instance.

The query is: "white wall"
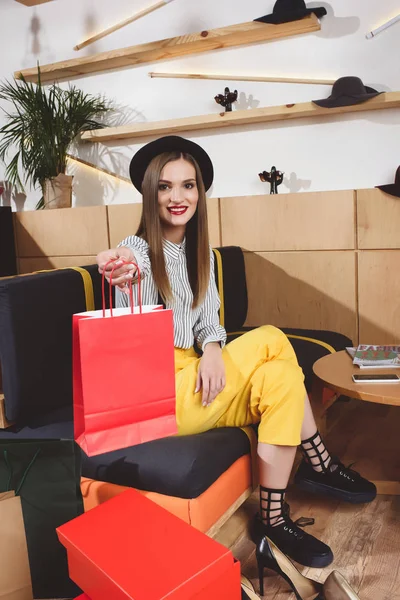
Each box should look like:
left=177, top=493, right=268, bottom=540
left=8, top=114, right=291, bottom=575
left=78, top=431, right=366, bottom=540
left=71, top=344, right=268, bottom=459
left=0, top=0, right=399, bottom=211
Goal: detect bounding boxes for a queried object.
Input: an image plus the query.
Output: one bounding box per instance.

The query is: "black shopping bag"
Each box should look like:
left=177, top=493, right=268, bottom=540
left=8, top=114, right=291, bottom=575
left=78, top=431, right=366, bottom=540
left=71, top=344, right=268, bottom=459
left=0, top=439, right=84, bottom=599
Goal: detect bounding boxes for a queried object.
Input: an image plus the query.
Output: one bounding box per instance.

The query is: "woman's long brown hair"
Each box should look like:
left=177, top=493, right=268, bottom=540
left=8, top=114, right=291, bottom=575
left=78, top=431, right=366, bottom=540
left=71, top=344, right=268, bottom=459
left=135, top=151, right=210, bottom=308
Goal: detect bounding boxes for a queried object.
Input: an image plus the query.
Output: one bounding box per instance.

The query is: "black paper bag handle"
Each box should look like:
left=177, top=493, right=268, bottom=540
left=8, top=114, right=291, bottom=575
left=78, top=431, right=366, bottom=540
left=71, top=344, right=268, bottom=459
left=3, top=448, right=41, bottom=496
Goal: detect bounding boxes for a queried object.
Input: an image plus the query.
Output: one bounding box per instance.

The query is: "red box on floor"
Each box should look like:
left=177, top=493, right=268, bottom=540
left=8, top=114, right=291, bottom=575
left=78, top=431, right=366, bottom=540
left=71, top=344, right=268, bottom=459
left=57, top=489, right=241, bottom=600
left=74, top=596, right=90, bottom=599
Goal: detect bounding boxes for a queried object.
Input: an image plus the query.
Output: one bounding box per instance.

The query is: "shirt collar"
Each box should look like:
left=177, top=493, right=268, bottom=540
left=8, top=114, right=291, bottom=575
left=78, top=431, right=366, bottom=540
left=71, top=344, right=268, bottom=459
left=162, top=237, right=186, bottom=260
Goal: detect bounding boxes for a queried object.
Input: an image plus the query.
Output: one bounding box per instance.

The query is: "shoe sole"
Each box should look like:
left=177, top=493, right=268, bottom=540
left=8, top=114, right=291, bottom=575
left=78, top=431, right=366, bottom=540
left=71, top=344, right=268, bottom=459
left=295, top=478, right=377, bottom=504
left=250, top=532, right=334, bottom=569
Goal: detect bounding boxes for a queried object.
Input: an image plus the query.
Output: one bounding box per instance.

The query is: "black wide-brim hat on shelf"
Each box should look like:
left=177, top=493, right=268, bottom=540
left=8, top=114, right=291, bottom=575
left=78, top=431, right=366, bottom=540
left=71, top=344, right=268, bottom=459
left=129, top=136, right=214, bottom=192
left=254, top=0, right=327, bottom=25
left=312, top=76, right=382, bottom=108
left=376, top=166, right=400, bottom=198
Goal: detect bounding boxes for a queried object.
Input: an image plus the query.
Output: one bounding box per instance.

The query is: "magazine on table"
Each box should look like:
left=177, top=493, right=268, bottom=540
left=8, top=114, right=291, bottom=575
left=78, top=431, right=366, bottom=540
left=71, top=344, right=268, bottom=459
left=346, top=345, right=400, bottom=369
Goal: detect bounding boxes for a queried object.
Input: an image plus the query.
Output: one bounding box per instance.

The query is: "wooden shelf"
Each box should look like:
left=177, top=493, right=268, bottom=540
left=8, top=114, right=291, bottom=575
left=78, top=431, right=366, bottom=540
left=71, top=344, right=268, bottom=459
left=15, top=14, right=320, bottom=83
left=81, top=91, right=400, bottom=143
left=15, top=0, right=53, bottom=5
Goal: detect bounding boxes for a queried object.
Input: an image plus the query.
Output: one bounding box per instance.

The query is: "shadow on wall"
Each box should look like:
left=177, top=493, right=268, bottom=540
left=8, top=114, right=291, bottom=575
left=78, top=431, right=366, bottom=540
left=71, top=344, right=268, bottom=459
left=309, top=2, right=360, bottom=38
left=70, top=102, right=145, bottom=206
left=283, top=173, right=312, bottom=193
left=69, top=144, right=126, bottom=208
left=22, top=12, right=55, bottom=67
left=243, top=251, right=397, bottom=345
left=0, top=181, right=27, bottom=212
left=79, top=11, right=101, bottom=56
left=235, top=92, right=260, bottom=111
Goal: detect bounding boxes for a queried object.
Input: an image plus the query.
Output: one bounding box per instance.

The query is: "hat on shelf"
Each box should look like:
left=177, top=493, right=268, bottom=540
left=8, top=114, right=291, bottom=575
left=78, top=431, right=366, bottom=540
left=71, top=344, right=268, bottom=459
left=376, top=166, right=400, bottom=198
left=129, top=136, right=214, bottom=192
left=254, top=0, right=327, bottom=25
left=312, top=76, right=382, bottom=108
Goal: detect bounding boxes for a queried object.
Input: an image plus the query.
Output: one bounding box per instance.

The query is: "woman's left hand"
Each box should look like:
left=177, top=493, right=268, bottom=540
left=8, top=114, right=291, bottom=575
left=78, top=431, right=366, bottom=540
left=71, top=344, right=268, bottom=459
left=195, top=342, right=226, bottom=407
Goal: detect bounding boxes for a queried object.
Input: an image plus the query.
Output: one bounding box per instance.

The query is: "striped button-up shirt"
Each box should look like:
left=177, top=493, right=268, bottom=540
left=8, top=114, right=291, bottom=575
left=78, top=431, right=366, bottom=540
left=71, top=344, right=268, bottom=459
left=116, top=236, right=227, bottom=350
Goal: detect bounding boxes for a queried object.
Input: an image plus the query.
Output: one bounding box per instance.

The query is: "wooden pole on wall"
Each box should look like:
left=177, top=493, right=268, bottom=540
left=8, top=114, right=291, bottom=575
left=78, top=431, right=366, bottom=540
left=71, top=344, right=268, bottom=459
left=74, top=0, right=176, bottom=51
left=366, top=13, right=400, bottom=38
left=149, top=71, right=336, bottom=85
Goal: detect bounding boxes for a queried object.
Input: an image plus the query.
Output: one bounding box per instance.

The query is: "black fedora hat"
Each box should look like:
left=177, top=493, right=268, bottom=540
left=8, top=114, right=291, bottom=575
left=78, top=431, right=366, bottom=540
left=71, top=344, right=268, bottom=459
left=313, top=76, right=382, bottom=108
left=129, top=136, right=214, bottom=192
left=254, top=0, right=327, bottom=25
left=376, top=166, right=400, bottom=198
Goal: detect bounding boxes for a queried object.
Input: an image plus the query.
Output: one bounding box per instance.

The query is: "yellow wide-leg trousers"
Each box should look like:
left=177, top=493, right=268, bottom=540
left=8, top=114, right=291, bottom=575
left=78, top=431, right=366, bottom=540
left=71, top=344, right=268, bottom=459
left=175, top=325, right=306, bottom=446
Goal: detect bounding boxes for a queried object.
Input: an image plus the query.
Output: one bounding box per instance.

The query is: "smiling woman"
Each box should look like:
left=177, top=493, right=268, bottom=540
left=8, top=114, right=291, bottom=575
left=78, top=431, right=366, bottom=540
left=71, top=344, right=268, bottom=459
left=95, top=135, right=373, bottom=598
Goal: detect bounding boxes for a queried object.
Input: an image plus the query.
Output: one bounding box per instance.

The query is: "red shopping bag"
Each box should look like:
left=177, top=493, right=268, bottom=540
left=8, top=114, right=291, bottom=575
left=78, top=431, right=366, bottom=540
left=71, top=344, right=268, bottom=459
left=57, top=489, right=241, bottom=600
left=73, top=260, right=177, bottom=457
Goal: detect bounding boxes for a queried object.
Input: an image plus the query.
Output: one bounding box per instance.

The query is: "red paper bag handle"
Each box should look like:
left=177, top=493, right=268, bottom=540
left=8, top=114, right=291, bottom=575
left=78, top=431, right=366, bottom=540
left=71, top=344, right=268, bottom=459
left=101, top=258, right=142, bottom=317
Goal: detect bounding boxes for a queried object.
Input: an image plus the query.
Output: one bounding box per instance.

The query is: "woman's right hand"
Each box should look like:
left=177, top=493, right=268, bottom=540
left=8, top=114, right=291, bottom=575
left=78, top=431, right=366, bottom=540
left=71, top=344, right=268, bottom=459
left=96, top=247, right=137, bottom=291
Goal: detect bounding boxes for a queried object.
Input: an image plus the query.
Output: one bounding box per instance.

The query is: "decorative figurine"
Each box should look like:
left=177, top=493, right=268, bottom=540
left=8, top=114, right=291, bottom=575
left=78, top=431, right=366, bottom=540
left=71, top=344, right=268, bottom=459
left=259, top=166, right=284, bottom=194
left=214, top=87, right=238, bottom=112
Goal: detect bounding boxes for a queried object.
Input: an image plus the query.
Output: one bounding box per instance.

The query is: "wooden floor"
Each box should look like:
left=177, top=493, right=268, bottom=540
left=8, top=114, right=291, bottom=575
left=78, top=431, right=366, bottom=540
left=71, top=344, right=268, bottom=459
left=215, top=398, right=400, bottom=600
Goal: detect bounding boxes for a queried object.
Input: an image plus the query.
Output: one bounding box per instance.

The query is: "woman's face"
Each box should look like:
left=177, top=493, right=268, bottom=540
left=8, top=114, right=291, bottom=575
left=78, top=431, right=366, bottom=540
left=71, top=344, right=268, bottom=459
left=158, top=158, right=199, bottom=231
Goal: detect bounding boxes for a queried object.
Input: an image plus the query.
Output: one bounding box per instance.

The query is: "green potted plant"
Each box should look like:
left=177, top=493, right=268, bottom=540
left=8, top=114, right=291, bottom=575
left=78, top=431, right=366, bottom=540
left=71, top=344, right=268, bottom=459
left=0, top=69, right=110, bottom=209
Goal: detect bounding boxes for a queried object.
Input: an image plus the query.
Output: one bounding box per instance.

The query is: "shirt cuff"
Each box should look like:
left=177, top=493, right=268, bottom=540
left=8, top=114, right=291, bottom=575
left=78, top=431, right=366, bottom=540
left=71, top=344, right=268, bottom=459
left=202, top=335, right=226, bottom=352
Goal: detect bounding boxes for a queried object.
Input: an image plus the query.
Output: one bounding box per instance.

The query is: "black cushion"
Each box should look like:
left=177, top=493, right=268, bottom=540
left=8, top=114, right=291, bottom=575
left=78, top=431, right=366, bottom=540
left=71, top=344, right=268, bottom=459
left=0, top=411, right=250, bottom=499
left=0, top=207, right=17, bottom=277
left=0, top=265, right=109, bottom=422
left=227, top=327, right=352, bottom=391
left=81, top=427, right=250, bottom=498
left=213, top=247, right=248, bottom=332
left=0, top=406, right=74, bottom=439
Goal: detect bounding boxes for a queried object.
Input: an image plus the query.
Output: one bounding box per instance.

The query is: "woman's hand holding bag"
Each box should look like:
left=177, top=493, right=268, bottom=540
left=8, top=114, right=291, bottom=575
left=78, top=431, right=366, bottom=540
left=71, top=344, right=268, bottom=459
left=96, top=247, right=137, bottom=290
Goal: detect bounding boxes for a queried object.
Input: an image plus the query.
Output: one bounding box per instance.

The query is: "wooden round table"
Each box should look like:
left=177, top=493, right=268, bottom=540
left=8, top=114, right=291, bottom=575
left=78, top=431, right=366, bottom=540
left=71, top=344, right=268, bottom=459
left=312, top=349, right=400, bottom=495
left=313, top=350, right=400, bottom=407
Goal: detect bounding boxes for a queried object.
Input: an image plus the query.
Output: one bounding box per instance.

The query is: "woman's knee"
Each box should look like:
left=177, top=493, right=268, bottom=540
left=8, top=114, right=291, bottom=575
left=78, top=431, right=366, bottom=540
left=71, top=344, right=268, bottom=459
left=261, top=359, right=305, bottom=399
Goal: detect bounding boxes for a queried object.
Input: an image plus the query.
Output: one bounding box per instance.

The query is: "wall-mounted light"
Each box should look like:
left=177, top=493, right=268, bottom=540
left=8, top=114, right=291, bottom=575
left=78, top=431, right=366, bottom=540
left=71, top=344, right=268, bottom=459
left=67, top=154, right=131, bottom=184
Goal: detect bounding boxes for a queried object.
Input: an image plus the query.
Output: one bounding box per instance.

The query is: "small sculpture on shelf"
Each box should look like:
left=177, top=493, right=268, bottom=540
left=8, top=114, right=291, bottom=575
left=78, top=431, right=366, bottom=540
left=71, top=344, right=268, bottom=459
left=214, top=87, right=238, bottom=112
left=259, top=166, right=284, bottom=194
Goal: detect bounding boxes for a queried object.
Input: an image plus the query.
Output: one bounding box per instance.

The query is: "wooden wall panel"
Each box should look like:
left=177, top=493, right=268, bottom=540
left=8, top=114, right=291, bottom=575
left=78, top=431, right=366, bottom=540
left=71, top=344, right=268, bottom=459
left=358, top=251, right=400, bottom=344
left=11, top=189, right=400, bottom=345
left=15, top=206, right=109, bottom=257
left=108, top=198, right=221, bottom=249
left=220, top=190, right=355, bottom=251
left=244, top=251, right=357, bottom=342
left=18, top=256, right=97, bottom=274
left=107, top=204, right=143, bottom=249
left=207, top=198, right=221, bottom=248
left=357, top=188, right=400, bottom=249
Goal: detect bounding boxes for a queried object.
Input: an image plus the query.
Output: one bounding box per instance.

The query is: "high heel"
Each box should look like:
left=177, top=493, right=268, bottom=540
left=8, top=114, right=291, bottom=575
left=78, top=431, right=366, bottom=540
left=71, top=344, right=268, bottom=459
left=323, top=571, right=360, bottom=600
left=256, top=537, right=322, bottom=599
left=241, top=575, right=261, bottom=600
left=256, top=536, right=361, bottom=600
